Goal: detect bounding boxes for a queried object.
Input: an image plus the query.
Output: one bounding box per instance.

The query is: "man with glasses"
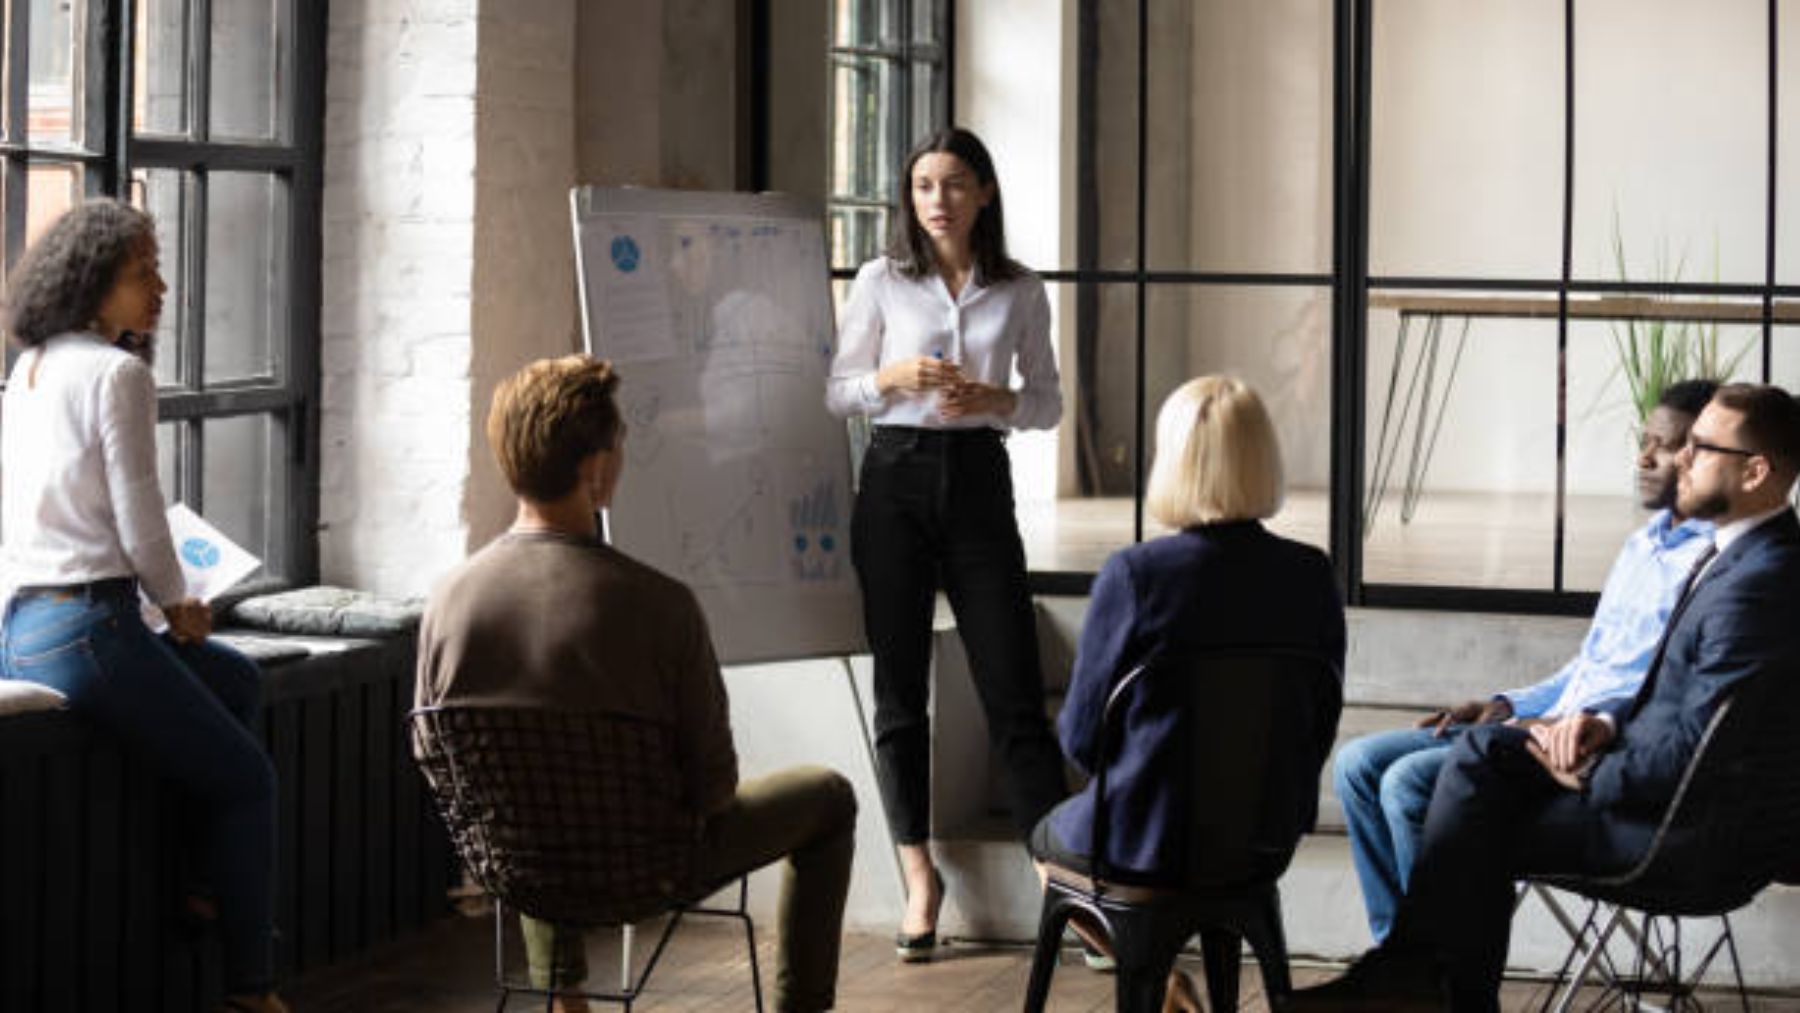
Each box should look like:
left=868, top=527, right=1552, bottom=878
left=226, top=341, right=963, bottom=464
left=1295, top=383, right=1800, bottom=1012
left=1332, top=379, right=1716, bottom=947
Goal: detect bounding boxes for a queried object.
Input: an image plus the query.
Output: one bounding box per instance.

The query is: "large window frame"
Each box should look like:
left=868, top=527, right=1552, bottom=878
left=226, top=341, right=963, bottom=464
left=822, top=0, right=1794, bottom=615
left=0, top=0, right=325, bottom=589
left=826, top=0, right=951, bottom=271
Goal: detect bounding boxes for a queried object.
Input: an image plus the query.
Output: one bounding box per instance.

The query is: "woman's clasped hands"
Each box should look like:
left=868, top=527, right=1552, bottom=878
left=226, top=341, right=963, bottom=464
left=875, top=355, right=1016, bottom=419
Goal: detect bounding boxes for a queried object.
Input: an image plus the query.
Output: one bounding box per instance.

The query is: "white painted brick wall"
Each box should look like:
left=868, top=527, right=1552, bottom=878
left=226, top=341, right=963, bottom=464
left=321, top=0, right=480, bottom=597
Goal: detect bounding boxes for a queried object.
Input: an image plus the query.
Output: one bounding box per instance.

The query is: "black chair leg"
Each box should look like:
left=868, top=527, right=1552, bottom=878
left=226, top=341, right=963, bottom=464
left=1243, top=889, right=1293, bottom=999
left=1199, top=928, right=1242, bottom=1012
left=1115, top=964, right=1173, bottom=1013
left=1023, top=895, right=1075, bottom=1013
left=1110, top=914, right=1182, bottom=1013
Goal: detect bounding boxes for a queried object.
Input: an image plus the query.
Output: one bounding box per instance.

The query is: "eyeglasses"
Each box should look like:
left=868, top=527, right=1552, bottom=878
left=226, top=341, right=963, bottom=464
left=1686, top=438, right=1758, bottom=460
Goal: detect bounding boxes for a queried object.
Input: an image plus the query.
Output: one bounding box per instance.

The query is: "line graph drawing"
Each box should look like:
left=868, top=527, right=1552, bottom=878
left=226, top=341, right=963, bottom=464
left=672, top=459, right=781, bottom=586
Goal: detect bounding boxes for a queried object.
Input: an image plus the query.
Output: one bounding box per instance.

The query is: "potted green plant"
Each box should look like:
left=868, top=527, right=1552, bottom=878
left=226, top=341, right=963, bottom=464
left=1603, top=215, right=1749, bottom=425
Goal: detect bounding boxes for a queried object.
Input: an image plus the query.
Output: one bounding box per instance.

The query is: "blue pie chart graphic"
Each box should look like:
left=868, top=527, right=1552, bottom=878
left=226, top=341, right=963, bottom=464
left=610, top=235, right=641, bottom=273
left=181, top=537, right=221, bottom=569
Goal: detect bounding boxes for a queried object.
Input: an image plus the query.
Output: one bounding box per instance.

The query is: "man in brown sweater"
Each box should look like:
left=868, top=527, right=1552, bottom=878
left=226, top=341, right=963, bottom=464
left=418, top=354, right=857, bottom=1013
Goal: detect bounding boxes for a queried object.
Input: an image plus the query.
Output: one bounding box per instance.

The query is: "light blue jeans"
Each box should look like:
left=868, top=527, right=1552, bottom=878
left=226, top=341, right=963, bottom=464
left=1331, top=725, right=1468, bottom=944
left=1, top=581, right=277, bottom=993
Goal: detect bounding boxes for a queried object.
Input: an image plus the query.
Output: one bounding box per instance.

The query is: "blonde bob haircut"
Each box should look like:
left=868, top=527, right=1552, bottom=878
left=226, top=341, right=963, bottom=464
left=1144, top=375, right=1285, bottom=528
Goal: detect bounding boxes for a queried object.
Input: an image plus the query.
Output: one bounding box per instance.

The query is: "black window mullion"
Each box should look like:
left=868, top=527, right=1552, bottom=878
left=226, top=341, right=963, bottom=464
left=1131, top=0, right=1147, bottom=544
left=190, top=0, right=211, bottom=142
left=286, top=0, right=325, bottom=584
left=1551, top=0, right=1575, bottom=595
left=129, top=138, right=304, bottom=171
left=6, top=0, right=30, bottom=147
left=1330, top=0, right=1371, bottom=605
left=185, top=167, right=207, bottom=388
left=4, top=0, right=28, bottom=283
left=1764, top=0, right=1778, bottom=381
left=109, top=0, right=134, bottom=192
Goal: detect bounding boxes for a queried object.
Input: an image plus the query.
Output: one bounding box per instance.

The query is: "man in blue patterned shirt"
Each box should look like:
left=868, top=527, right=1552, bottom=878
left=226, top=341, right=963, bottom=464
left=1331, top=379, right=1718, bottom=945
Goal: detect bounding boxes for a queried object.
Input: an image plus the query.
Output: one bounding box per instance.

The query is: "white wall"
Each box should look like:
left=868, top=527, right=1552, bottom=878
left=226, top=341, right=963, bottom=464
left=322, top=0, right=742, bottom=597
left=321, top=0, right=479, bottom=597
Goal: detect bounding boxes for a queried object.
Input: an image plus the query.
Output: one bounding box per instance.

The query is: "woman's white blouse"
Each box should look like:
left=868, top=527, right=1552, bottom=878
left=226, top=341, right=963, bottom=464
left=826, top=257, right=1062, bottom=431
left=1, top=334, right=186, bottom=605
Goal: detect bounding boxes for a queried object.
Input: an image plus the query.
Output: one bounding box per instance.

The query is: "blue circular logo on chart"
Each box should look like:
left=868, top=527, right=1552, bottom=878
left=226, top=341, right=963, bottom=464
left=610, top=235, right=641, bottom=273
left=181, top=537, right=221, bottom=569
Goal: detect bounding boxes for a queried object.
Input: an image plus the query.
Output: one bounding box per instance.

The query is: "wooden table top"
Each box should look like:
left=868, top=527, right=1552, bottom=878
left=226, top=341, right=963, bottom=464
left=1368, top=291, right=1800, bottom=324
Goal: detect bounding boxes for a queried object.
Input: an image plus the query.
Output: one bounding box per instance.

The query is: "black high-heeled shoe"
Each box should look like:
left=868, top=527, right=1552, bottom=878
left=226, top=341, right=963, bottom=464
left=894, top=868, right=946, bottom=962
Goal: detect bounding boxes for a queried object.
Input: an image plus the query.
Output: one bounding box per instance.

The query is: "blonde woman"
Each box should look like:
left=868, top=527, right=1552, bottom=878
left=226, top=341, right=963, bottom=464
left=1031, top=377, right=1345, bottom=1007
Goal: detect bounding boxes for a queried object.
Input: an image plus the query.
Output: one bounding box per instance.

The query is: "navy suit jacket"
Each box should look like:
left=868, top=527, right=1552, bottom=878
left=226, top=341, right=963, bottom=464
left=1048, top=521, right=1346, bottom=877
left=1589, top=509, right=1800, bottom=832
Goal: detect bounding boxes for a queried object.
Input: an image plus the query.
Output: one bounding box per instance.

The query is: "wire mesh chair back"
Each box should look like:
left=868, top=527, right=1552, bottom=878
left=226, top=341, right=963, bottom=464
left=409, top=705, right=701, bottom=927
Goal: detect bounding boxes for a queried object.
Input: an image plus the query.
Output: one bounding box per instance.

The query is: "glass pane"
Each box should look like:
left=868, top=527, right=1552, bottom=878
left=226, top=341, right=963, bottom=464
left=27, top=0, right=81, bottom=145
left=133, top=0, right=188, bottom=136
left=1571, top=0, right=1766, bottom=286
left=25, top=162, right=79, bottom=246
left=210, top=0, right=283, bottom=140
left=1775, top=322, right=1800, bottom=410
left=1090, top=0, right=1143, bottom=271
left=832, top=0, right=898, bottom=48
left=910, top=0, right=944, bottom=45
left=1145, top=0, right=1332, bottom=274
left=200, top=413, right=270, bottom=565
left=1362, top=293, right=1558, bottom=587
left=133, top=167, right=186, bottom=387
left=1369, top=0, right=1563, bottom=280
left=1143, top=285, right=1332, bottom=551
left=961, top=6, right=1061, bottom=273
left=1565, top=307, right=1761, bottom=591
left=204, top=171, right=281, bottom=383
left=829, top=55, right=894, bottom=202
left=828, top=205, right=887, bottom=271
left=1022, top=282, right=1138, bottom=573
left=908, top=58, right=940, bottom=145
left=156, top=420, right=179, bottom=504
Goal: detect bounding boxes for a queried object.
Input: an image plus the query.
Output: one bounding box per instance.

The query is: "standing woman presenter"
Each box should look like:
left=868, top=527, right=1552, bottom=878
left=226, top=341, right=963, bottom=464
left=827, top=128, right=1067, bottom=961
left=0, top=200, right=285, bottom=1012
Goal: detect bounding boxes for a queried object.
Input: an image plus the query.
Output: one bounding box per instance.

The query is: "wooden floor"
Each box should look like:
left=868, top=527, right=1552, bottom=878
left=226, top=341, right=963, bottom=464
left=284, top=914, right=1800, bottom=1011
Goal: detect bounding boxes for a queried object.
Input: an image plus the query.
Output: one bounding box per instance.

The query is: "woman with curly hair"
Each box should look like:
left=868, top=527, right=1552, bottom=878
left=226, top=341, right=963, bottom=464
left=0, top=200, right=286, bottom=1013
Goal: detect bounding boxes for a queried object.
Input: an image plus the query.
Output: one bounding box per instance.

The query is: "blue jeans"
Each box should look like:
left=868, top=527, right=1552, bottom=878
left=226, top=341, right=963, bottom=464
left=1, top=582, right=277, bottom=993
left=1332, top=725, right=1468, bottom=944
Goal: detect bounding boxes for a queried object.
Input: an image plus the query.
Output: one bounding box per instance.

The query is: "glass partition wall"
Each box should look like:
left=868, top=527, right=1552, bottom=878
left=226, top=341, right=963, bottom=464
left=827, top=0, right=1797, bottom=612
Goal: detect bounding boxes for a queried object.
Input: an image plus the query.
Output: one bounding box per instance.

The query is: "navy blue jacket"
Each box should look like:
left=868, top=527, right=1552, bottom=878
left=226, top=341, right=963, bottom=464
left=1588, top=509, right=1800, bottom=846
left=1049, top=521, right=1346, bottom=877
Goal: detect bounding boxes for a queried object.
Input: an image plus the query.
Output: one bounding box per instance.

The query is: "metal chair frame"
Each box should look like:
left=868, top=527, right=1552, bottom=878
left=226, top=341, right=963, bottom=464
left=1525, top=698, right=1772, bottom=1013
left=488, top=879, right=762, bottom=1013
left=409, top=705, right=765, bottom=1013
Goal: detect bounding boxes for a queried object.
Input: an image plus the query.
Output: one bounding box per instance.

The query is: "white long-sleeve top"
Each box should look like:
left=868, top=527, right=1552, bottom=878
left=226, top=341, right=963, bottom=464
left=1, top=333, right=185, bottom=605
left=825, top=257, right=1062, bottom=431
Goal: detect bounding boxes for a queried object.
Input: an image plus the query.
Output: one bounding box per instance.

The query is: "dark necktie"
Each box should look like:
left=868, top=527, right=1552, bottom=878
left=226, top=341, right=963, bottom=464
left=1627, top=541, right=1719, bottom=721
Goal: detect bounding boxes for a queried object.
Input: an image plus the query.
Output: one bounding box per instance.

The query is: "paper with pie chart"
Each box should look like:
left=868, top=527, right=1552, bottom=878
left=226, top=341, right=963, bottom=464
left=166, top=502, right=261, bottom=601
